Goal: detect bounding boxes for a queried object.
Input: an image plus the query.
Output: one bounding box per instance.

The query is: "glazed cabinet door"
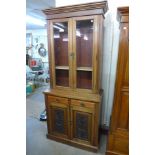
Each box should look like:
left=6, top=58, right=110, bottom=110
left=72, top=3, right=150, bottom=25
left=72, top=16, right=98, bottom=92
left=70, top=99, right=95, bottom=145
left=50, top=18, right=73, bottom=88
left=47, top=96, right=70, bottom=139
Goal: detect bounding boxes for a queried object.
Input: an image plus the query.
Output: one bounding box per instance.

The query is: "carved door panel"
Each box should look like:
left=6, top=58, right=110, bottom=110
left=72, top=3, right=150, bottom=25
left=110, top=23, right=129, bottom=133
left=70, top=101, right=94, bottom=145
left=48, top=101, right=70, bottom=139
left=106, top=8, right=129, bottom=155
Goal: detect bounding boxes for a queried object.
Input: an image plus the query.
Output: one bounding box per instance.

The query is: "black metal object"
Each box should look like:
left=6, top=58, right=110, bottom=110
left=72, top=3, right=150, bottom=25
left=40, top=109, right=47, bottom=121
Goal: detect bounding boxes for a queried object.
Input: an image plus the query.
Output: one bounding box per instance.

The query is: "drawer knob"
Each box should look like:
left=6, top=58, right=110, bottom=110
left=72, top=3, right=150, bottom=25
left=56, top=99, right=59, bottom=102
left=80, top=102, right=85, bottom=107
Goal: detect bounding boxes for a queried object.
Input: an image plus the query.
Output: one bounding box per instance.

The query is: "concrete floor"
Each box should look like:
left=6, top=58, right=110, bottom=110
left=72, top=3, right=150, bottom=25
left=26, top=86, right=107, bottom=155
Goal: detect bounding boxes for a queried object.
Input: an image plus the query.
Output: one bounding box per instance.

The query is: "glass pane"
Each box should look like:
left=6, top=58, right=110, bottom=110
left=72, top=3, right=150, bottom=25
left=76, top=19, right=93, bottom=67
left=56, top=70, right=69, bottom=87
left=77, top=71, right=92, bottom=89
left=53, top=21, right=69, bottom=87
left=53, top=22, right=69, bottom=66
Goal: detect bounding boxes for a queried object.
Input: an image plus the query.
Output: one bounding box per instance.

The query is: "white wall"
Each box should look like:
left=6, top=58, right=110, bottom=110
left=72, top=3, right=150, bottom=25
left=26, top=29, right=49, bottom=69
left=56, top=0, right=100, bottom=6
left=56, top=0, right=129, bottom=126
left=26, top=29, right=48, bottom=62
left=102, top=0, right=129, bottom=126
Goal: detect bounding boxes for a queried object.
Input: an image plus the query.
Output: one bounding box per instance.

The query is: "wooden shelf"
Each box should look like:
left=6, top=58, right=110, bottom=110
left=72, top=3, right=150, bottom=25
left=55, top=66, right=69, bottom=70
left=76, top=67, right=92, bottom=71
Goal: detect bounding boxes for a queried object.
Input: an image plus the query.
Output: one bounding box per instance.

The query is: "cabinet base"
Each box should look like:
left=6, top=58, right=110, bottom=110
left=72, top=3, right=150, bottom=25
left=106, top=150, right=127, bottom=155
left=106, top=132, right=128, bottom=155
left=47, top=134, right=98, bottom=152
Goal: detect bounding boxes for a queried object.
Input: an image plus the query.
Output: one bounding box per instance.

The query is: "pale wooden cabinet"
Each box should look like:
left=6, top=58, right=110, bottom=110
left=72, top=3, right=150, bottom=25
left=43, top=1, right=108, bottom=152
left=106, top=7, right=129, bottom=155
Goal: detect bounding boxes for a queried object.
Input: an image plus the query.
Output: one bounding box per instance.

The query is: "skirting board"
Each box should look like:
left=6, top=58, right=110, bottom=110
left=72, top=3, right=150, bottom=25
left=47, top=134, right=98, bottom=152
left=106, top=150, right=127, bottom=155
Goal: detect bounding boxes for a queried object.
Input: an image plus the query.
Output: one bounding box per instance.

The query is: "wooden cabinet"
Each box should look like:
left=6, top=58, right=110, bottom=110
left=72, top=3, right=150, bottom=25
left=106, top=7, right=129, bottom=155
left=44, top=90, right=102, bottom=152
left=43, top=1, right=108, bottom=152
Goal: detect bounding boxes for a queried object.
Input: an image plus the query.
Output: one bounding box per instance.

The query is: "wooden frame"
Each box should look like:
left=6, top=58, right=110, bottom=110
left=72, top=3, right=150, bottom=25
left=70, top=100, right=95, bottom=145
left=44, top=90, right=101, bottom=152
left=43, top=1, right=108, bottom=19
left=72, top=15, right=98, bottom=93
left=50, top=18, right=73, bottom=89
left=49, top=15, right=101, bottom=93
left=50, top=106, right=69, bottom=138
left=106, top=7, right=129, bottom=155
left=47, top=96, right=70, bottom=139
left=72, top=111, right=92, bottom=144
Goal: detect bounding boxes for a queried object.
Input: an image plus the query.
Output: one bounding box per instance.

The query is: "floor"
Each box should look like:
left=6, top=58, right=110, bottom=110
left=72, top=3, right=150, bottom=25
left=26, top=86, right=107, bottom=155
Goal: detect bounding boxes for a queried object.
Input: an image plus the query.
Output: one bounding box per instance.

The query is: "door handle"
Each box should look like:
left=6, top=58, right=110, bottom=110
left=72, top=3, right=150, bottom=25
left=55, top=99, right=59, bottom=102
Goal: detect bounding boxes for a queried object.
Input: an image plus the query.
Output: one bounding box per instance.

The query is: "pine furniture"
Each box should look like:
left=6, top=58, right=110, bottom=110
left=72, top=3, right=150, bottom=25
left=43, top=1, right=108, bottom=152
left=106, top=7, right=129, bottom=155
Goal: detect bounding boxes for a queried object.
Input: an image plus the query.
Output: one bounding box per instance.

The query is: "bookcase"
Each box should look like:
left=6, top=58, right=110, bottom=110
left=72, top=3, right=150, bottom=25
left=43, top=1, right=108, bottom=152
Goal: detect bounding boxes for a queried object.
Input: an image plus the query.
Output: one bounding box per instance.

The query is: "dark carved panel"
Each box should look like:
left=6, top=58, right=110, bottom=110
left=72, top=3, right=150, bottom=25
left=54, top=109, right=65, bottom=134
left=75, top=113, right=89, bottom=141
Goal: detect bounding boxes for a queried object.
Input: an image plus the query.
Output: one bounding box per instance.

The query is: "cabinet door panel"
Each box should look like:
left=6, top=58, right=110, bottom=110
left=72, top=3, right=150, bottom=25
left=72, top=16, right=98, bottom=90
left=106, top=10, right=129, bottom=155
left=53, top=21, right=69, bottom=66
left=111, top=23, right=129, bottom=132
left=47, top=97, right=70, bottom=138
left=73, top=111, right=92, bottom=141
left=75, top=19, right=94, bottom=68
left=52, top=107, right=66, bottom=134
left=50, top=19, right=73, bottom=88
left=117, top=91, right=129, bottom=129
left=70, top=100, right=94, bottom=144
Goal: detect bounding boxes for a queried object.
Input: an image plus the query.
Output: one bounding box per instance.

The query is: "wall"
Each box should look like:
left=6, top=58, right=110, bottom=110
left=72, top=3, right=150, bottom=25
left=26, top=29, right=49, bottom=69
left=56, top=0, right=99, bottom=6
left=56, top=0, right=129, bottom=126
left=102, top=0, right=129, bottom=126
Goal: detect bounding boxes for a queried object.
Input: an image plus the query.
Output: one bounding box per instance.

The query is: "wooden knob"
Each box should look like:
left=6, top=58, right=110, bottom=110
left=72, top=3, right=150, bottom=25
left=80, top=102, right=85, bottom=107
left=56, top=99, right=59, bottom=102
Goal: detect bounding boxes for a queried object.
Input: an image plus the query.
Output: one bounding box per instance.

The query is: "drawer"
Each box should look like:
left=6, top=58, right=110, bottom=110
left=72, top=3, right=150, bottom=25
left=71, top=99, right=95, bottom=109
left=48, top=95, right=68, bottom=105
